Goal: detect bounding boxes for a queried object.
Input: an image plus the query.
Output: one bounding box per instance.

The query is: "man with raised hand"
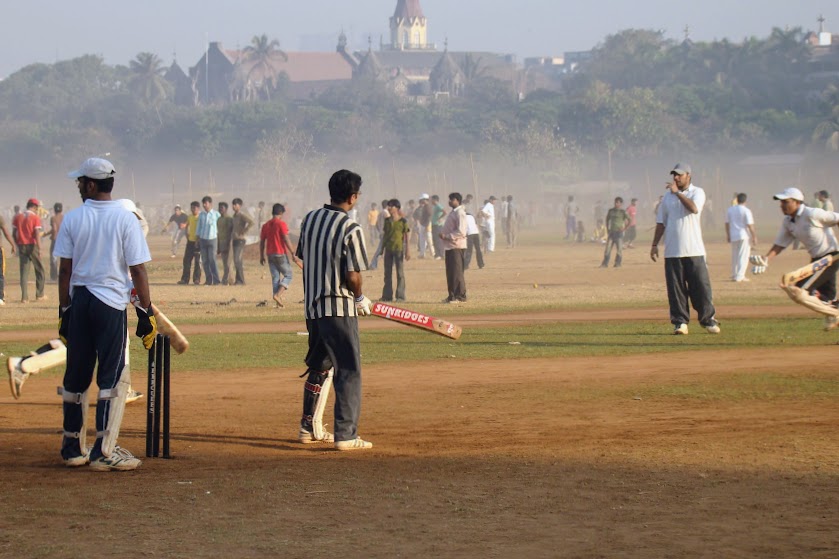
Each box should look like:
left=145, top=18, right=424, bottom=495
left=650, top=163, right=720, bottom=335
left=56, top=157, right=155, bottom=471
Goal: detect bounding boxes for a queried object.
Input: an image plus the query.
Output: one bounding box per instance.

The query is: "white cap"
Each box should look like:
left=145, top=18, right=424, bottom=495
left=773, top=187, right=804, bottom=202
left=68, top=157, right=116, bottom=180
left=419, top=193, right=430, bottom=200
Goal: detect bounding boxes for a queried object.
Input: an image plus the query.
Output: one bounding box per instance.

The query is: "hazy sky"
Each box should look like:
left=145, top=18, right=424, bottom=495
left=1, top=1, right=835, bottom=78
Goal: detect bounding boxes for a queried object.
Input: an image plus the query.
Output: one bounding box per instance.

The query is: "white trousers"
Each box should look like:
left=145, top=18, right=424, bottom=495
left=483, top=223, right=496, bottom=252
left=731, top=238, right=750, bottom=280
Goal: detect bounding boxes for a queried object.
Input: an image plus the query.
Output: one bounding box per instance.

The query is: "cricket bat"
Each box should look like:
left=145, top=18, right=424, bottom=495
left=151, top=304, right=190, bottom=354
left=371, top=302, right=462, bottom=340
left=781, top=255, right=834, bottom=287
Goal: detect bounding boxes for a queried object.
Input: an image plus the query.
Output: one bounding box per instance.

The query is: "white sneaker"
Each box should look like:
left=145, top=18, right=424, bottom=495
left=89, top=446, right=142, bottom=471
left=0, top=298, right=5, bottom=306
left=298, top=427, right=334, bottom=444
left=673, top=323, right=688, bottom=335
left=64, top=449, right=90, bottom=468
left=335, top=437, right=373, bottom=451
left=7, top=357, right=28, bottom=399
left=824, top=316, right=839, bottom=331
left=705, top=324, right=721, bottom=334
left=126, top=389, right=144, bottom=404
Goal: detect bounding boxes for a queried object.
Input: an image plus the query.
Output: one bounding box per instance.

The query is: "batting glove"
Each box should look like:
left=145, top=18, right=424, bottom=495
left=355, top=295, right=372, bottom=317
left=749, top=255, right=768, bottom=266
left=135, top=305, right=158, bottom=350
left=752, top=265, right=767, bottom=275
left=58, top=305, right=71, bottom=345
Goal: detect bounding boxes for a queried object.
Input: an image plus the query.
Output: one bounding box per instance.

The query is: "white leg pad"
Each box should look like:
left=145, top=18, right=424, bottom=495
left=60, top=387, right=89, bottom=451
left=312, top=368, right=334, bottom=441
left=783, top=285, right=839, bottom=317
left=98, top=346, right=131, bottom=458
left=21, top=340, right=67, bottom=375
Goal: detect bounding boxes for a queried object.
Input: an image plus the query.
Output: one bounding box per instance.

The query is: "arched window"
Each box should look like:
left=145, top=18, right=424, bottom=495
left=413, top=30, right=421, bottom=47
left=403, top=31, right=409, bottom=47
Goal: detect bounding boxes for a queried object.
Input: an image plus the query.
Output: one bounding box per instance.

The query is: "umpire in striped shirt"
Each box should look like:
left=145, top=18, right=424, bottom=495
left=295, top=170, right=374, bottom=450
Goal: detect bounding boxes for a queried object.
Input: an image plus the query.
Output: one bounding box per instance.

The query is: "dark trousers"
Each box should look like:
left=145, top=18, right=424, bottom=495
left=445, top=248, right=467, bottom=301
left=305, top=316, right=362, bottom=442
left=199, top=238, right=220, bottom=284
left=664, top=256, right=716, bottom=326
left=232, top=239, right=247, bottom=284
left=381, top=250, right=405, bottom=301
left=49, top=239, right=58, bottom=281
left=602, top=231, right=624, bottom=266
left=219, top=248, right=231, bottom=285
left=180, top=240, right=201, bottom=283
left=464, top=234, right=484, bottom=269
left=61, top=287, right=128, bottom=459
left=432, top=225, right=444, bottom=258
left=625, top=225, right=637, bottom=245
left=0, top=247, right=6, bottom=300
left=798, top=252, right=839, bottom=301
left=18, top=243, right=45, bottom=300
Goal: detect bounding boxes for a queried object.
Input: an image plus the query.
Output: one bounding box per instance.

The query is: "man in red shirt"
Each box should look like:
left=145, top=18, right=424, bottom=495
left=625, top=198, right=638, bottom=248
left=259, top=203, right=300, bottom=307
left=12, top=198, right=46, bottom=302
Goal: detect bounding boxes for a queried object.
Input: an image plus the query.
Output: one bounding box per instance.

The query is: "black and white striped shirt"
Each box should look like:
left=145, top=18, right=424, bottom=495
left=296, top=205, right=369, bottom=318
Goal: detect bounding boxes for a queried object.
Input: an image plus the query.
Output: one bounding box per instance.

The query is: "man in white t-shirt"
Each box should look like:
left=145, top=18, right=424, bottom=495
left=480, top=196, right=497, bottom=252
left=54, top=157, right=156, bottom=471
left=725, top=193, right=757, bottom=282
left=650, top=163, right=720, bottom=335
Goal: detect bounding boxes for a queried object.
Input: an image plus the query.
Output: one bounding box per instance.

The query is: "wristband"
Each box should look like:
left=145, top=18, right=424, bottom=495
left=355, top=295, right=365, bottom=302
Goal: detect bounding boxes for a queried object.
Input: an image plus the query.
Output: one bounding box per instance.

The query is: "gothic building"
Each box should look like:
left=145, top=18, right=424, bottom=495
left=168, top=0, right=517, bottom=105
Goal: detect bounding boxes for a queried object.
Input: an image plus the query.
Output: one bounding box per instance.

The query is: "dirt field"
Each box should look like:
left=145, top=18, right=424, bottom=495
left=1, top=233, right=838, bottom=558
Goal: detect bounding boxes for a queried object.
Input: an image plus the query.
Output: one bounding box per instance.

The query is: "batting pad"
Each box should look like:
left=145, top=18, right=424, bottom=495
left=60, top=387, right=89, bottom=452
left=20, top=340, right=66, bottom=375
left=783, top=285, right=839, bottom=317
left=97, top=341, right=132, bottom=457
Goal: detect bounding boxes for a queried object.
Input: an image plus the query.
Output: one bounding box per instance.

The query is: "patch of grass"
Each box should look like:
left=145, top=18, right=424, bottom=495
left=5, top=317, right=835, bottom=376
left=131, top=316, right=839, bottom=371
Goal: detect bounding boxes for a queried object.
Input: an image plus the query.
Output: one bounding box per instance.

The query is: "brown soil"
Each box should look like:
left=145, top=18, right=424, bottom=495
left=1, top=343, right=837, bottom=558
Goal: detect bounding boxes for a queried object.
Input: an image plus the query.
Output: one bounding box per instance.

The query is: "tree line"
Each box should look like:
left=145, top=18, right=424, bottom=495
left=0, top=28, right=836, bottom=180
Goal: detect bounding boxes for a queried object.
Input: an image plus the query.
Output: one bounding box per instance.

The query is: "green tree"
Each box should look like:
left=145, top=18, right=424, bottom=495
left=240, top=34, right=288, bottom=101
left=128, top=52, right=171, bottom=107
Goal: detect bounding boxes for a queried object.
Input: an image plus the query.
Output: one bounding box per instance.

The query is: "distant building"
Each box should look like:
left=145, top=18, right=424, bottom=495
left=169, top=0, right=519, bottom=105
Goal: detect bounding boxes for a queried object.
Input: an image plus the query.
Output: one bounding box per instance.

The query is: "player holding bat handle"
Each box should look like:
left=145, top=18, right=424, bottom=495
left=751, top=187, right=839, bottom=331
left=295, top=169, right=373, bottom=450
left=55, top=157, right=154, bottom=471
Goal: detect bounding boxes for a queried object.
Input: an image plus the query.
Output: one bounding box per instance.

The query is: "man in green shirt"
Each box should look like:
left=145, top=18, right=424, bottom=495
left=381, top=199, right=411, bottom=301
left=217, top=202, right=234, bottom=285
left=601, top=197, right=630, bottom=268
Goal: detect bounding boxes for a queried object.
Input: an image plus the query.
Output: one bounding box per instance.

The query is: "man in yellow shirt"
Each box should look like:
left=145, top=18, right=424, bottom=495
left=367, top=203, right=379, bottom=246
left=178, top=201, right=202, bottom=285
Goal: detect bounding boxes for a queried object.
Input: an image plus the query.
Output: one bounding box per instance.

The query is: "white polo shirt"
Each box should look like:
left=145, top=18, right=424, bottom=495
left=54, top=199, right=151, bottom=310
left=656, top=184, right=706, bottom=258
left=725, top=204, right=754, bottom=242
left=774, top=205, right=839, bottom=259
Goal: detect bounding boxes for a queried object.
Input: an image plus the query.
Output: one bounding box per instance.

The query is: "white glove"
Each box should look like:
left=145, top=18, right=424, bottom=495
left=749, top=255, right=768, bottom=266
left=752, top=265, right=767, bottom=275
left=355, top=295, right=372, bottom=316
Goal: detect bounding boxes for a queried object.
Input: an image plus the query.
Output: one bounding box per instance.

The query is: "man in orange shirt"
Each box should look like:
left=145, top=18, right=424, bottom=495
left=12, top=198, right=46, bottom=302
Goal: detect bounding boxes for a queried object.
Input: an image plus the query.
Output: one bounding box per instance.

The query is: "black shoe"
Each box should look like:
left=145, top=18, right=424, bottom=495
left=177, top=280, right=188, bottom=285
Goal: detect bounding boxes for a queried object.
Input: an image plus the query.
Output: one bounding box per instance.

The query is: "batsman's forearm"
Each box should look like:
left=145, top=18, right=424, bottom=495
left=58, top=258, right=73, bottom=307
left=129, top=264, right=152, bottom=308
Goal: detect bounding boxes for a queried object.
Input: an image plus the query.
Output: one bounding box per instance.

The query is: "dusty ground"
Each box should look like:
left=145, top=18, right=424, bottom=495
left=1, top=234, right=838, bottom=557
left=1, top=339, right=838, bottom=558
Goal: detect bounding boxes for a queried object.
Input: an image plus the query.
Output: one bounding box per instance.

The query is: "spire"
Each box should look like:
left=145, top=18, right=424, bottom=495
left=818, top=14, right=826, bottom=33
left=393, top=0, right=424, bottom=19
